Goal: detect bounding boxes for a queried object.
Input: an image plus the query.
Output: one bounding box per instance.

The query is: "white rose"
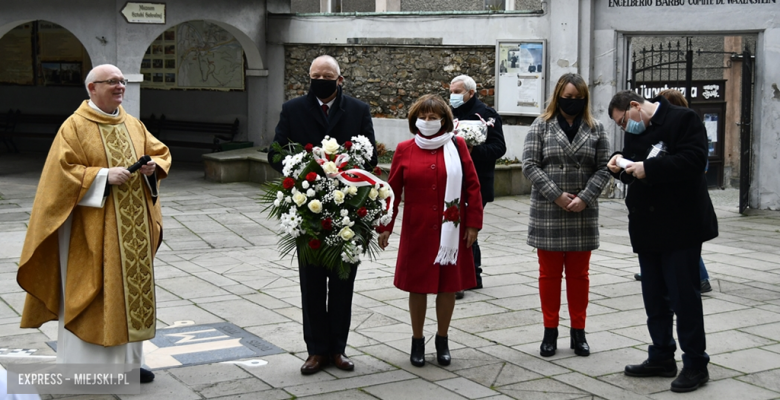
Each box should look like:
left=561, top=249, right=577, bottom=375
left=273, top=199, right=281, bottom=207
left=293, top=192, right=307, bottom=207
left=276, top=191, right=284, bottom=200
left=340, top=209, right=349, bottom=217
left=285, top=196, right=292, bottom=203
left=308, top=200, right=323, bottom=214
left=346, top=185, right=358, bottom=196
left=322, top=161, right=339, bottom=175
left=379, top=187, right=391, bottom=200
left=368, top=188, right=379, bottom=201
left=302, top=181, right=310, bottom=189
left=322, top=138, right=340, bottom=155
left=307, top=188, right=316, bottom=197
left=333, top=190, right=345, bottom=205
left=338, top=226, right=355, bottom=241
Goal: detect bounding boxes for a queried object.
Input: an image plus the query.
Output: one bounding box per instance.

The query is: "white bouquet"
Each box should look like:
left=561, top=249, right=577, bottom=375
left=453, top=113, right=495, bottom=147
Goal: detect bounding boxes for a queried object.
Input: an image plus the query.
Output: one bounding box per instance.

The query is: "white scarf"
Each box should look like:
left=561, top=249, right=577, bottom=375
left=414, top=132, right=462, bottom=265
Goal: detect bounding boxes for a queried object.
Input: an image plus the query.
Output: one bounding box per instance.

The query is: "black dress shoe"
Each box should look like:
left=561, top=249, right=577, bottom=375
left=700, top=279, right=712, bottom=293
left=634, top=273, right=642, bottom=281
left=331, top=353, right=354, bottom=371
left=455, top=291, right=465, bottom=299
left=671, top=367, right=709, bottom=392
left=570, top=328, right=590, bottom=356
left=435, top=334, right=451, bottom=366
left=300, top=355, right=328, bottom=375
left=410, top=336, right=425, bottom=367
left=540, top=327, right=558, bottom=357
left=624, top=358, right=678, bottom=377
left=140, top=368, right=154, bottom=383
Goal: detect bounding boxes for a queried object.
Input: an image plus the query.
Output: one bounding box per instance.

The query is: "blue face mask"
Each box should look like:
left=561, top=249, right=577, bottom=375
left=450, top=93, right=464, bottom=109
left=625, top=108, right=646, bottom=135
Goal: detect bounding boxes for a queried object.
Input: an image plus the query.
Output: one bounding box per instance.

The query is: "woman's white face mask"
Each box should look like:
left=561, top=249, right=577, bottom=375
left=416, top=118, right=442, bottom=136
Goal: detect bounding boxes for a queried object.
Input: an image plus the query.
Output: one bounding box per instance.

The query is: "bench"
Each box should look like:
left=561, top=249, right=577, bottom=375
left=0, top=110, right=68, bottom=153
left=142, top=114, right=240, bottom=152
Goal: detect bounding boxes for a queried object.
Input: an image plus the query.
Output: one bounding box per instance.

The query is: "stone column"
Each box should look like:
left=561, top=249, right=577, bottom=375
left=123, top=73, right=143, bottom=118
left=548, top=0, right=580, bottom=93
left=246, top=70, right=269, bottom=147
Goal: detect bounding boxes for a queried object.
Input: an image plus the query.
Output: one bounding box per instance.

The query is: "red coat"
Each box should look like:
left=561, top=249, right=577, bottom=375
left=378, top=135, right=483, bottom=293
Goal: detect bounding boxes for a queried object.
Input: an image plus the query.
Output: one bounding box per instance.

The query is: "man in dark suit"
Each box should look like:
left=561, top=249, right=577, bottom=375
left=449, top=75, right=506, bottom=298
left=607, top=90, right=718, bottom=393
left=268, top=55, right=377, bottom=375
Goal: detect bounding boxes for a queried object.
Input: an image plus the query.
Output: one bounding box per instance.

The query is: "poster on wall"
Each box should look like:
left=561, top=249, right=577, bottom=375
left=495, top=40, right=545, bottom=116
left=141, top=21, right=244, bottom=91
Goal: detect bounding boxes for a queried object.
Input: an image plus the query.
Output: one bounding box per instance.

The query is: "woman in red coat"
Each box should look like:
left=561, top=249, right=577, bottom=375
left=378, top=94, right=483, bottom=367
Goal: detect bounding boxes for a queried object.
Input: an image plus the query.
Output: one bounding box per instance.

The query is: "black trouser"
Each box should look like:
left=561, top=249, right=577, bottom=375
left=299, top=260, right=358, bottom=356
left=638, top=244, right=709, bottom=370
left=470, top=200, right=488, bottom=284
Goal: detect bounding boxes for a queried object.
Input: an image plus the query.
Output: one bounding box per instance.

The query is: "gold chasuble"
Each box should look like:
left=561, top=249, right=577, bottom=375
left=17, top=101, right=171, bottom=347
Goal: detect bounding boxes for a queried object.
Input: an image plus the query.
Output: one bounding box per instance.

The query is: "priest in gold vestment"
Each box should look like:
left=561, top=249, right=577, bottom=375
left=16, top=65, right=171, bottom=383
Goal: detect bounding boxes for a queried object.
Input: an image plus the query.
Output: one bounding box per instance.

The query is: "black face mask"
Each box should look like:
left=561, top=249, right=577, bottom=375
left=558, top=97, right=586, bottom=116
left=310, top=78, right=338, bottom=100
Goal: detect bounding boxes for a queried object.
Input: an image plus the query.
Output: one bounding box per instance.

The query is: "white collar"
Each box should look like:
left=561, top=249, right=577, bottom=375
left=88, top=100, right=119, bottom=117
left=317, top=97, right=336, bottom=109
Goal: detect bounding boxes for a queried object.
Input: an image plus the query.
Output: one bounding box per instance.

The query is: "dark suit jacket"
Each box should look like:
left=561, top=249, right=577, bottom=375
left=610, top=96, right=718, bottom=253
left=269, top=87, right=377, bottom=172
left=452, top=96, right=507, bottom=203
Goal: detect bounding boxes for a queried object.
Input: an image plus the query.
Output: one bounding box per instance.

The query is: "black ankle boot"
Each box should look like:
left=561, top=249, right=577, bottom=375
left=410, top=336, right=425, bottom=367
left=435, top=334, right=451, bottom=366
left=540, top=327, right=558, bottom=357
left=570, top=328, right=590, bottom=356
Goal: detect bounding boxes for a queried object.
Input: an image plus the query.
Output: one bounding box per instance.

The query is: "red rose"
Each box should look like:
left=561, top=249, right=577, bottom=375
left=306, top=172, right=318, bottom=182
left=321, top=218, right=333, bottom=230
left=304, top=144, right=313, bottom=153
left=282, top=177, right=296, bottom=190
left=443, top=205, right=459, bottom=222
left=357, top=207, right=367, bottom=218
left=344, top=141, right=353, bottom=150
left=373, top=166, right=383, bottom=176
left=308, top=238, right=321, bottom=250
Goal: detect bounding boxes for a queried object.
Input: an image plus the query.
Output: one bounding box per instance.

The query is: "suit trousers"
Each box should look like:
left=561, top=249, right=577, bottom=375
left=299, top=260, right=358, bottom=356
left=638, top=244, right=709, bottom=369
left=471, top=200, right=488, bottom=283
left=538, top=249, right=591, bottom=329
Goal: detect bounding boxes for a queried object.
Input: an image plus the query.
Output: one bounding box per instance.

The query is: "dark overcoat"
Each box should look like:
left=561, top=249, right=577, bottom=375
left=611, top=96, right=718, bottom=253
left=378, top=136, right=483, bottom=294
left=522, top=116, right=611, bottom=252
left=452, top=96, right=506, bottom=203
left=268, top=87, right=377, bottom=171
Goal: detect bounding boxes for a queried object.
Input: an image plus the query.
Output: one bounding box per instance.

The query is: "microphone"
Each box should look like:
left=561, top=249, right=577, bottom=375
left=127, top=155, right=152, bottom=173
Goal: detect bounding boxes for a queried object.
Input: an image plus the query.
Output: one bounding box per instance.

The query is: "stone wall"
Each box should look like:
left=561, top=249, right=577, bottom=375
left=285, top=45, right=500, bottom=120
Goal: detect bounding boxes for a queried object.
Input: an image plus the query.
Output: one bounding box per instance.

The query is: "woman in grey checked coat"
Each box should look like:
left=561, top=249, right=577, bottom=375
left=522, top=73, right=611, bottom=358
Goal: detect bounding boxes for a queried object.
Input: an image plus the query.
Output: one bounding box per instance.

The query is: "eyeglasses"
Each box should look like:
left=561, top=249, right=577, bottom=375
left=93, top=79, right=128, bottom=86
left=618, top=103, right=631, bottom=131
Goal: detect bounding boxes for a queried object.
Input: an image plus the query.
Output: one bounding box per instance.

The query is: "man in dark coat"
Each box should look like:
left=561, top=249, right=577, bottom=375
left=449, top=75, right=506, bottom=296
left=268, top=55, right=377, bottom=375
left=607, top=90, right=718, bottom=393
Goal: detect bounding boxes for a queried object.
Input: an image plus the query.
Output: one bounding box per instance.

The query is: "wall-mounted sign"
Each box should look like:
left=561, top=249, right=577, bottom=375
left=495, top=40, right=546, bottom=116
left=634, top=80, right=726, bottom=102
left=121, top=2, right=166, bottom=24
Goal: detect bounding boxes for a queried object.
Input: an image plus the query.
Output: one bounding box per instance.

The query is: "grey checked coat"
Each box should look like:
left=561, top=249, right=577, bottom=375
left=522, top=116, right=611, bottom=251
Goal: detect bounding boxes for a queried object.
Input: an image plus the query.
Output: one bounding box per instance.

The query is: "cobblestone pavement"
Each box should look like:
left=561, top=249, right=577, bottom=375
left=1, top=153, right=779, bottom=400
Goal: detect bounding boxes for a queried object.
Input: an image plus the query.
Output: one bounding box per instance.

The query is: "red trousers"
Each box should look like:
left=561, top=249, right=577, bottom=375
left=537, top=249, right=591, bottom=330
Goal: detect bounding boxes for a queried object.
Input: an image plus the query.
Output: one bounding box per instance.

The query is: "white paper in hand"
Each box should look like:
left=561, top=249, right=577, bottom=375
left=617, top=158, right=634, bottom=169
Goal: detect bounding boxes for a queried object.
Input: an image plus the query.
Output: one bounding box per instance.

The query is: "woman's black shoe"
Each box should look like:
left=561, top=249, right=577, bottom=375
left=540, top=327, right=558, bottom=357
left=570, top=328, right=590, bottom=356
left=435, top=334, right=451, bottom=366
left=410, top=336, right=425, bottom=367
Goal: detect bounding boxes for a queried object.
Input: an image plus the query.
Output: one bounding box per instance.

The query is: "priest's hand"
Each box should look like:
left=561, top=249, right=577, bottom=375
left=108, top=167, right=131, bottom=185
left=139, top=159, right=157, bottom=176
left=378, top=231, right=391, bottom=250
left=464, top=227, right=478, bottom=248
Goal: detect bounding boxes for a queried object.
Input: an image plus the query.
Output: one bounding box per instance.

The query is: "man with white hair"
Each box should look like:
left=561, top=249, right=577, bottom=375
left=449, top=75, right=506, bottom=298
left=17, top=64, right=170, bottom=384
left=269, top=55, right=377, bottom=375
